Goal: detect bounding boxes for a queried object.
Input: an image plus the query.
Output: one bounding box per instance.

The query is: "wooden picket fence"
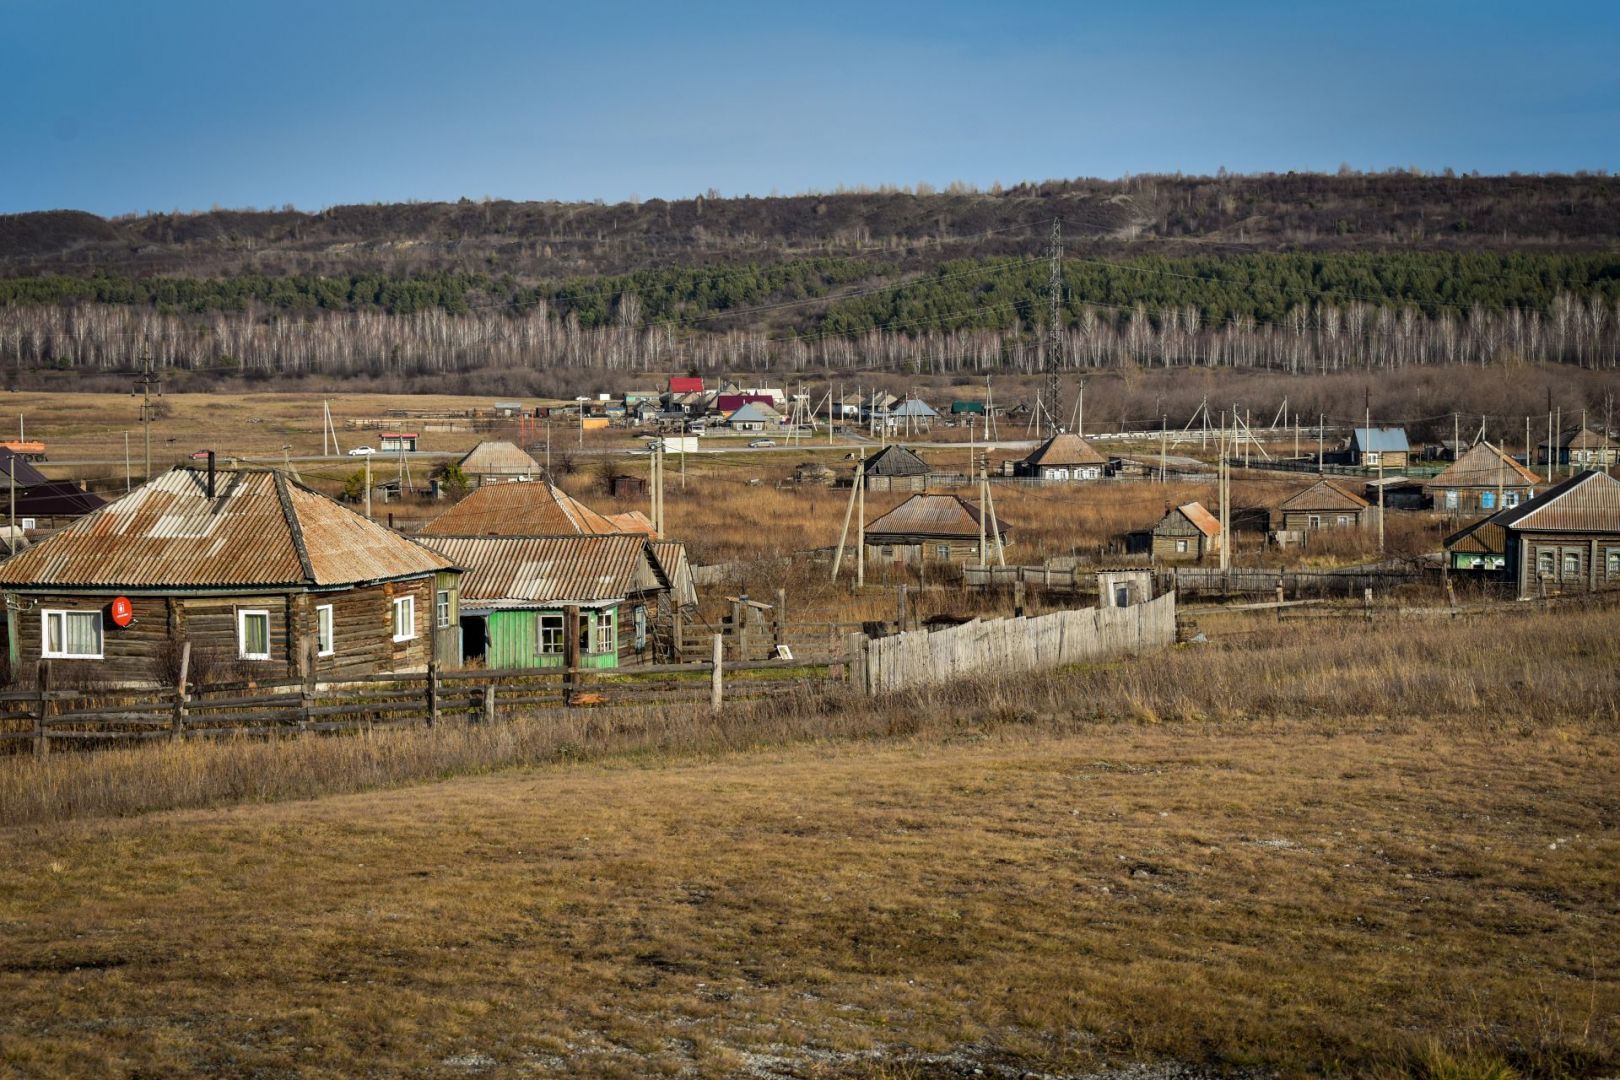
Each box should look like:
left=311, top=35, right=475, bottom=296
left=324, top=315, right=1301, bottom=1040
left=853, top=593, right=1177, bottom=695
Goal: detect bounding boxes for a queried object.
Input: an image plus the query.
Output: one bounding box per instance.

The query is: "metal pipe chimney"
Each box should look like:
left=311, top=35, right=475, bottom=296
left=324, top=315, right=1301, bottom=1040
left=206, top=451, right=216, bottom=498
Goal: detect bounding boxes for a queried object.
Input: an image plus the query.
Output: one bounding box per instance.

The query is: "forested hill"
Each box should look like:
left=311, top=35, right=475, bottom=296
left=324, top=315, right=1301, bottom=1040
left=5, top=172, right=1619, bottom=281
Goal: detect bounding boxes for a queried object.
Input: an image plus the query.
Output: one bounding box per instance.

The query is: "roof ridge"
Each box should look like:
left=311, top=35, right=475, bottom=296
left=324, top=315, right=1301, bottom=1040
left=273, top=472, right=318, bottom=584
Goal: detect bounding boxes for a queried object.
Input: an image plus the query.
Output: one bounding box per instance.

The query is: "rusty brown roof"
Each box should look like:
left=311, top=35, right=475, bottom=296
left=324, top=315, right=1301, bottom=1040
left=1489, top=469, right=1620, bottom=533
left=1444, top=518, right=1506, bottom=554
left=0, top=468, right=451, bottom=590
left=420, top=481, right=623, bottom=536
left=1280, top=479, right=1369, bottom=513
left=1022, top=432, right=1107, bottom=468
left=865, top=494, right=1009, bottom=540
left=414, top=534, right=660, bottom=607
left=1424, top=440, right=1540, bottom=491
left=1175, top=502, right=1222, bottom=538
left=457, top=440, right=541, bottom=477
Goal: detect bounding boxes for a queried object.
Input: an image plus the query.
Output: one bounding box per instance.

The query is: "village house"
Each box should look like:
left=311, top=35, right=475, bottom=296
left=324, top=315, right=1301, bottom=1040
left=726, top=401, right=784, bottom=434
left=454, top=441, right=542, bottom=487
left=859, top=445, right=932, bottom=492
left=1423, top=440, right=1540, bottom=514
left=419, top=479, right=632, bottom=537
left=414, top=533, right=674, bottom=668
left=1148, top=502, right=1222, bottom=561
left=1278, top=479, right=1369, bottom=530
left=1444, top=469, right=1620, bottom=598
left=1349, top=428, right=1411, bottom=470
left=884, top=398, right=940, bottom=433
left=0, top=448, right=106, bottom=532
left=863, top=493, right=1009, bottom=565
left=1013, top=432, right=1108, bottom=481
left=0, top=467, right=460, bottom=686
left=1536, top=427, right=1619, bottom=471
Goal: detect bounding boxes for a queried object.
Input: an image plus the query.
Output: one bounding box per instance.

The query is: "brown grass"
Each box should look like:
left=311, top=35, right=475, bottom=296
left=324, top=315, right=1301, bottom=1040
left=0, top=607, right=1616, bottom=1076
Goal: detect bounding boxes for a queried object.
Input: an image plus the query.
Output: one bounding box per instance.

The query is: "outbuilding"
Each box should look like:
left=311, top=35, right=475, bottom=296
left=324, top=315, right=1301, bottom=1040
left=864, top=493, right=1009, bottom=565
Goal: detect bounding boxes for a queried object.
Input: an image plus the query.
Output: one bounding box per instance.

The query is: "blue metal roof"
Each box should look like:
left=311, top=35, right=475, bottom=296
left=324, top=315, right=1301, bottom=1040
left=1352, top=427, right=1409, bottom=453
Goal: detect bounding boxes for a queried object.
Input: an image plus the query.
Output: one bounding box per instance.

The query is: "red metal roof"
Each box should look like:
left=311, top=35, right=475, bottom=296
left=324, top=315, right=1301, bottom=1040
left=1175, top=502, right=1222, bottom=538
left=669, top=377, right=704, bottom=394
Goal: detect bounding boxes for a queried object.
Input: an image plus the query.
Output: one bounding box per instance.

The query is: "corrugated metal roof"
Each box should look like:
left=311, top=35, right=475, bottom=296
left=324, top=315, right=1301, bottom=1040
left=865, top=494, right=1007, bottom=539
left=1352, top=427, right=1410, bottom=453
left=1424, top=440, right=1540, bottom=490
left=1444, top=519, right=1505, bottom=554
left=0, top=468, right=451, bottom=589
left=1280, top=479, right=1369, bottom=512
left=727, top=402, right=781, bottom=424
left=0, top=450, right=50, bottom=489
left=457, top=441, right=541, bottom=476
left=415, top=534, right=656, bottom=606
left=1022, top=433, right=1107, bottom=468
left=1176, top=502, right=1222, bottom=538
left=890, top=398, right=939, bottom=417
left=605, top=511, right=657, bottom=536
left=648, top=539, right=698, bottom=608
left=420, top=481, right=623, bottom=536
left=863, top=445, right=930, bottom=476
left=1490, top=469, right=1620, bottom=533
left=1539, top=427, right=1616, bottom=450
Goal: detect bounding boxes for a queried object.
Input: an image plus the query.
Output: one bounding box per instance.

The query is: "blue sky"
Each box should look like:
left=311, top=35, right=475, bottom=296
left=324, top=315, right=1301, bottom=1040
left=2, top=0, right=1616, bottom=215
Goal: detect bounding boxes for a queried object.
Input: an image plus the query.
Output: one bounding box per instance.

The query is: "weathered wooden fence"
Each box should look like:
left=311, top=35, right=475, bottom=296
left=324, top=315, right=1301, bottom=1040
left=1168, top=564, right=1428, bottom=597
left=852, top=592, right=1177, bottom=695
left=0, top=650, right=843, bottom=756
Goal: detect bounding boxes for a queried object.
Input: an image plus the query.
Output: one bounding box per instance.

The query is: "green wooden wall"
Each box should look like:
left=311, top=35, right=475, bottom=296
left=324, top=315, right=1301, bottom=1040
left=484, top=606, right=619, bottom=669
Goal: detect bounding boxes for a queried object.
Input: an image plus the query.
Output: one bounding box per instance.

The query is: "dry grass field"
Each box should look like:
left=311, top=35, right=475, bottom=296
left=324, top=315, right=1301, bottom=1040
left=1, top=606, right=1616, bottom=1078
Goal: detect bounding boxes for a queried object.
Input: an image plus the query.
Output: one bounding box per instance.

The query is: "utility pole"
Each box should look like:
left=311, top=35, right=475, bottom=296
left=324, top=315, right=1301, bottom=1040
left=1160, top=414, right=1168, bottom=484
left=1045, top=217, right=1063, bottom=436
left=1318, top=413, right=1324, bottom=473
left=7, top=456, right=15, bottom=556
left=1218, top=413, right=1230, bottom=571
left=132, top=346, right=162, bottom=482
left=124, top=431, right=131, bottom=493
left=856, top=448, right=865, bottom=588
left=363, top=450, right=372, bottom=519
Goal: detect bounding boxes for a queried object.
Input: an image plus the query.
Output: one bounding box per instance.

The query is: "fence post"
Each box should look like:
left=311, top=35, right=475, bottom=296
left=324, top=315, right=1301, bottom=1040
left=897, top=584, right=909, bottom=631
left=1364, top=586, right=1374, bottom=622
left=171, top=641, right=191, bottom=742
left=33, top=660, right=50, bottom=757
left=482, top=683, right=497, bottom=726
left=845, top=632, right=869, bottom=696
left=1275, top=581, right=1285, bottom=622
left=710, top=633, right=723, bottom=711
left=426, top=660, right=439, bottom=727
left=1013, top=579, right=1026, bottom=618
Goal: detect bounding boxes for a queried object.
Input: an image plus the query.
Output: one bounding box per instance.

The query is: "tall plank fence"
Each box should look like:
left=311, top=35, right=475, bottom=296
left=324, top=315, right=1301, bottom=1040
left=853, top=592, right=1176, bottom=695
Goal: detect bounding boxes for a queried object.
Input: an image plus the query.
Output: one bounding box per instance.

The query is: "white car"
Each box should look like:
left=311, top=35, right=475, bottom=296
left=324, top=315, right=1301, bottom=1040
left=748, top=439, right=777, bottom=448
left=347, top=446, right=376, bottom=456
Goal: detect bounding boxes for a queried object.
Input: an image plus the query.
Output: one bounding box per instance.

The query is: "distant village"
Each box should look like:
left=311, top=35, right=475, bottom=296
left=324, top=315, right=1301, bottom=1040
left=0, top=372, right=1616, bottom=692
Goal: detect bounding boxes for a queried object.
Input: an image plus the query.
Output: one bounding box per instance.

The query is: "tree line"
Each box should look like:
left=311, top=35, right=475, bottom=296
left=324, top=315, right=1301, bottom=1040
left=1, top=252, right=1618, bottom=378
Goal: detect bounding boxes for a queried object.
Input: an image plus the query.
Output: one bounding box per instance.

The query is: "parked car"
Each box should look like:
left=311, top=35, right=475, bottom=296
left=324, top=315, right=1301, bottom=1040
left=347, top=446, right=376, bottom=456
left=748, top=439, right=777, bottom=448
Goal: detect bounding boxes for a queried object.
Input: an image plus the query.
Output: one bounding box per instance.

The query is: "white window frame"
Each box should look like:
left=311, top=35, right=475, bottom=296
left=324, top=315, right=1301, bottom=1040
left=435, top=589, right=451, bottom=629
left=1307, top=514, right=1322, bottom=528
left=935, top=544, right=951, bottom=560
left=594, top=610, right=614, bottom=654
left=238, top=609, right=271, bottom=661
left=1538, top=551, right=1555, bottom=577
left=1175, top=539, right=1189, bottom=553
left=538, top=613, right=564, bottom=654
left=41, top=609, right=103, bottom=660
left=1562, top=552, right=1579, bottom=578
left=1336, top=514, right=1351, bottom=526
left=1364, top=451, right=1380, bottom=466
left=392, top=596, right=416, bottom=642
left=316, top=604, right=334, bottom=657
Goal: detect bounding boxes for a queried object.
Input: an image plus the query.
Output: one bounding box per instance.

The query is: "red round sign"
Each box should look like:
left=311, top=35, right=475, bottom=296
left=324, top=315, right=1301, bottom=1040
left=109, top=596, right=134, bottom=627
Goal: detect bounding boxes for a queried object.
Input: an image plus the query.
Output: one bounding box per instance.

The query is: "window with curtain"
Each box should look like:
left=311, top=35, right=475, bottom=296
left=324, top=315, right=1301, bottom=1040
left=239, top=610, right=270, bottom=660
left=42, top=610, right=102, bottom=659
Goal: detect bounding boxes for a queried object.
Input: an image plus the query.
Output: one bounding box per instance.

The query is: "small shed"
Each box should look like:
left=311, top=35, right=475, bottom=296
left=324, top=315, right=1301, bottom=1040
left=861, top=445, right=931, bottom=492
left=1443, top=518, right=1506, bottom=572
left=492, top=402, right=525, bottom=419
left=1150, top=502, right=1221, bottom=561
left=1097, top=570, right=1152, bottom=609
left=379, top=432, right=419, bottom=453
left=1279, top=479, right=1369, bottom=530
left=609, top=474, right=649, bottom=498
